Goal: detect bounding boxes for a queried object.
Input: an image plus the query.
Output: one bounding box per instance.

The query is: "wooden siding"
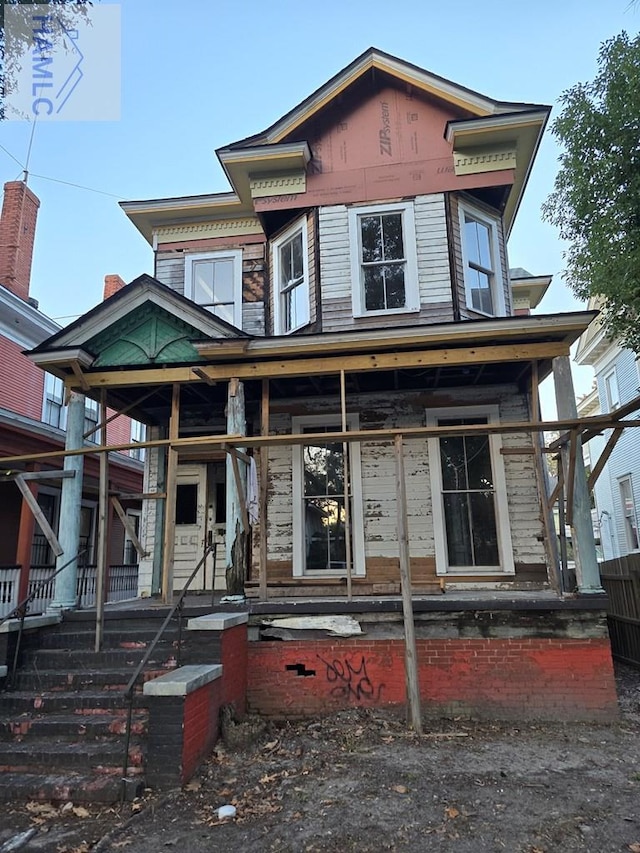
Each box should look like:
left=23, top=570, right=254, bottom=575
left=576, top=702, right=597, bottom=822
left=317, top=194, right=455, bottom=333
left=260, top=384, right=547, bottom=582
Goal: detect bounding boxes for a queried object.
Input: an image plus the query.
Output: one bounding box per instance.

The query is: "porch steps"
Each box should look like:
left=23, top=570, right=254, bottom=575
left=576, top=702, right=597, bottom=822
left=0, top=612, right=185, bottom=804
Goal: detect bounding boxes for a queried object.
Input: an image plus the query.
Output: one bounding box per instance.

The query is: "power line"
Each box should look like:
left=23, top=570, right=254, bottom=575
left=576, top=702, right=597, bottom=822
left=0, top=142, right=25, bottom=169
left=29, top=172, right=123, bottom=199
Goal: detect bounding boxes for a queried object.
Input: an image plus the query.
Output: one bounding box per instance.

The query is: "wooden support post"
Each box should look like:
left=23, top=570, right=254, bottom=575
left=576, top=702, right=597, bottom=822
left=111, top=496, right=147, bottom=559
left=394, top=435, right=422, bottom=735
left=161, top=385, right=180, bottom=604
left=95, top=391, right=109, bottom=652
left=14, top=475, right=63, bottom=558
left=340, top=370, right=353, bottom=602
left=565, top=429, right=578, bottom=527
left=15, top=467, right=40, bottom=602
left=556, top=454, right=569, bottom=590
left=50, top=391, right=85, bottom=612
left=228, top=448, right=250, bottom=534
left=553, top=356, right=602, bottom=593
left=258, top=378, right=269, bottom=602
left=588, top=427, right=623, bottom=491
left=225, top=379, right=247, bottom=596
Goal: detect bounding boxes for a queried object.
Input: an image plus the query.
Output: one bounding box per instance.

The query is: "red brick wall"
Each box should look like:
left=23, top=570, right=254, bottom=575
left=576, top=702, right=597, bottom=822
left=221, top=624, right=248, bottom=715
left=0, top=335, right=45, bottom=419
left=182, top=679, right=222, bottom=784
left=0, top=181, right=40, bottom=302
left=247, top=637, right=618, bottom=723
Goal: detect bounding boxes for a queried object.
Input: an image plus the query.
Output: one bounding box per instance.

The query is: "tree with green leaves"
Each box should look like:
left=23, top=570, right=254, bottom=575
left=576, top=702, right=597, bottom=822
left=543, top=31, right=640, bottom=352
left=1, top=0, right=92, bottom=119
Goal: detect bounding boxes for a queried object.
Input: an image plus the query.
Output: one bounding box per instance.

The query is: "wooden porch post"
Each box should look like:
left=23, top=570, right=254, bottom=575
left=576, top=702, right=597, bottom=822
left=258, top=378, right=269, bottom=601
left=225, top=379, right=247, bottom=596
left=552, top=356, right=603, bottom=593
left=394, top=435, right=423, bottom=734
left=95, top=390, right=109, bottom=652
left=161, top=384, right=180, bottom=604
left=50, top=391, right=85, bottom=612
left=15, top=465, right=39, bottom=602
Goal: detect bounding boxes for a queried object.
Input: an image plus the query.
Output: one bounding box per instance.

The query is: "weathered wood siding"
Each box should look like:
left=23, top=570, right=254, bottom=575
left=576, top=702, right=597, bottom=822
left=260, top=384, right=546, bottom=580
left=155, top=242, right=266, bottom=336
left=317, top=194, right=455, bottom=332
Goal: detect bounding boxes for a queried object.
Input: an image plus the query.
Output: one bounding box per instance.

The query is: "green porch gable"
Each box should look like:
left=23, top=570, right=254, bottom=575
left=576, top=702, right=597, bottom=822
left=87, top=303, right=209, bottom=367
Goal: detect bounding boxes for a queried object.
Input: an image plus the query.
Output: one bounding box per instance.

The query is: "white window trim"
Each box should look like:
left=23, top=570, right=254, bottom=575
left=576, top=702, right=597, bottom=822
left=42, top=372, right=67, bottom=430
left=348, top=201, right=419, bottom=318
left=291, top=413, right=365, bottom=578
left=459, top=201, right=505, bottom=318
left=618, top=474, right=640, bottom=553
left=185, top=250, right=243, bottom=329
left=272, top=216, right=310, bottom=335
left=603, top=366, right=620, bottom=411
left=427, top=405, right=514, bottom=576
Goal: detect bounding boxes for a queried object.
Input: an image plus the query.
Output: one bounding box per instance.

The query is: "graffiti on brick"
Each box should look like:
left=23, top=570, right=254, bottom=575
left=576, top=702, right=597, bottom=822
left=317, top=654, right=384, bottom=702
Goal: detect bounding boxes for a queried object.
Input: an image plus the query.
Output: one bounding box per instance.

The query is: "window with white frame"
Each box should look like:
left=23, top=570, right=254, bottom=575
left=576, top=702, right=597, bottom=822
left=292, top=414, right=365, bottom=577
left=427, top=406, right=514, bottom=574
left=84, top=398, right=100, bottom=444
left=43, top=373, right=65, bottom=429
left=130, top=420, right=146, bottom=461
left=603, top=367, right=620, bottom=411
left=459, top=202, right=504, bottom=316
left=349, top=201, right=419, bottom=316
left=185, top=250, right=243, bottom=328
left=619, top=476, right=639, bottom=551
left=272, top=218, right=310, bottom=334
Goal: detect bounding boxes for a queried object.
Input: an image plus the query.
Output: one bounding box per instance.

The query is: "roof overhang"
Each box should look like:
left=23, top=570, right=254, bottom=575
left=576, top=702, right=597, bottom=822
left=0, top=286, right=59, bottom=349
left=446, top=109, right=550, bottom=235
left=511, top=274, right=552, bottom=311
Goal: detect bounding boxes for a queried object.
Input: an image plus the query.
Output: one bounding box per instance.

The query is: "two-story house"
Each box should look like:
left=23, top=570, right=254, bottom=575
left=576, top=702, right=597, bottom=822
left=25, top=50, right=617, bottom=721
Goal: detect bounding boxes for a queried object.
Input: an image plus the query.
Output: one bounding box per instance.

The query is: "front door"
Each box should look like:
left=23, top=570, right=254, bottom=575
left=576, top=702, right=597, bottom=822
left=174, top=464, right=207, bottom=591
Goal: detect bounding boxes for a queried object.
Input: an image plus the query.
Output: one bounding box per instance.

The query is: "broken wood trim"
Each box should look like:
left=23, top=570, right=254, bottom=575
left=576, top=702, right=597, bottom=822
left=110, top=496, right=147, bottom=559
left=587, top=428, right=623, bottom=491
left=394, top=434, right=422, bottom=735
left=14, top=474, right=63, bottom=557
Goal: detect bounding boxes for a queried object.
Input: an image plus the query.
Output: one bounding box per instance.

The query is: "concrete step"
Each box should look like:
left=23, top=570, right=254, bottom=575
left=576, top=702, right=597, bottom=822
left=11, top=666, right=173, bottom=692
left=0, top=711, right=148, bottom=741
left=0, top=689, right=148, bottom=715
left=0, top=771, right=144, bottom=803
left=30, top=629, right=179, bottom=651
left=0, top=739, right=144, bottom=774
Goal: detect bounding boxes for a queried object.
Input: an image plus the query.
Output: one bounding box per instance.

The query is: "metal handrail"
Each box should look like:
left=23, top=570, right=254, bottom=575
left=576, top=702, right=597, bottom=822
left=120, top=544, right=215, bottom=800
left=1, top=549, right=88, bottom=686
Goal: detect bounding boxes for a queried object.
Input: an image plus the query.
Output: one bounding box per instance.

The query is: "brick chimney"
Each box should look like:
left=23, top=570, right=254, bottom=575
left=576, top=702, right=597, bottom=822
left=103, top=274, right=127, bottom=300
left=0, top=181, right=40, bottom=302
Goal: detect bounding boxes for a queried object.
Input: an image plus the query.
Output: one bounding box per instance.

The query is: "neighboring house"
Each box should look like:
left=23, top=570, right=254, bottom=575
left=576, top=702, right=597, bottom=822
left=24, top=50, right=618, bottom=721
left=0, top=180, right=144, bottom=614
left=575, top=300, right=640, bottom=561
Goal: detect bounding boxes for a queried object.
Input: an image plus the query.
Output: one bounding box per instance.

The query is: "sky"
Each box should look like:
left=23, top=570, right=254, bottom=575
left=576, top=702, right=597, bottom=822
left=1, top=0, right=638, bottom=416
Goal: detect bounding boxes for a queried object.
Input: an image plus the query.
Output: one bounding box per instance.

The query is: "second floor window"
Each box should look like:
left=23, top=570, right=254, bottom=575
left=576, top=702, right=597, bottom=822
left=43, top=372, right=65, bottom=429
left=460, top=203, right=504, bottom=317
left=272, top=218, right=309, bottom=334
left=185, top=250, right=242, bottom=328
left=349, top=201, right=419, bottom=317
left=619, top=476, right=639, bottom=551
left=603, top=368, right=620, bottom=411
left=130, top=420, right=146, bottom=461
left=84, top=397, right=100, bottom=444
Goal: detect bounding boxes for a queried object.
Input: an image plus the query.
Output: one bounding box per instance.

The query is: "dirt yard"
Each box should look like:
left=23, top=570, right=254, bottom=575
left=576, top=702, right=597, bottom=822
left=1, top=662, right=640, bottom=853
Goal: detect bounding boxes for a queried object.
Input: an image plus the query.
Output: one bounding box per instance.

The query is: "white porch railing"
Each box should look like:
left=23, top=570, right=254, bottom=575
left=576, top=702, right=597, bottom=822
left=0, top=564, right=139, bottom=619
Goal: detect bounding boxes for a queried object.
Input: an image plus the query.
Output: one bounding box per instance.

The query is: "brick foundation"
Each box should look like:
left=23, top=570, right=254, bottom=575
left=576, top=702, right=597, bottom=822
left=247, top=636, right=618, bottom=722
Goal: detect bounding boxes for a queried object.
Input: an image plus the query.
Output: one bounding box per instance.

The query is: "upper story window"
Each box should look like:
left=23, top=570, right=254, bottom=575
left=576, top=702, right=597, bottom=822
left=619, top=475, right=640, bottom=551
left=272, top=217, right=309, bottom=334
left=603, top=367, right=620, bottom=411
left=185, top=250, right=243, bottom=328
left=459, top=202, right=504, bottom=317
left=43, top=373, right=65, bottom=429
left=349, top=201, right=419, bottom=317
left=84, top=397, right=100, bottom=444
left=130, top=420, right=146, bottom=461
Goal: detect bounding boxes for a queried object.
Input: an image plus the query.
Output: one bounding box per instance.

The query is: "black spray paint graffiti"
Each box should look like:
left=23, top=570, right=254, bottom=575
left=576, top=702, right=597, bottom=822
left=317, top=654, right=384, bottom=703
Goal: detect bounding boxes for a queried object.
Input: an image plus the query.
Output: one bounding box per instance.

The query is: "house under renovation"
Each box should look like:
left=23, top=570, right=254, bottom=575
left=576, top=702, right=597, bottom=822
left=0, top=52, right=625, bottom=795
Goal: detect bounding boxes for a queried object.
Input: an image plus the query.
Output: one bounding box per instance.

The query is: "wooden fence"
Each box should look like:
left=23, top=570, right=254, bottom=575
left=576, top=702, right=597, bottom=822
left=600, top=554, right=640, bottom=667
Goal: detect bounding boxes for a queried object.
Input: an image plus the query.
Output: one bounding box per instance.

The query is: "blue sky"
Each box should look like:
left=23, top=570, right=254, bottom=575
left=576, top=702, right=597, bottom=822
left=1, top=0, right=638, bottom=411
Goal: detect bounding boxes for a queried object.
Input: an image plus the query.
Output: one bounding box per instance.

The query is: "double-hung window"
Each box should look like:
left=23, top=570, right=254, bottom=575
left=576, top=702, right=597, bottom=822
left=349, top=202, right=419, bottom=316
left=603, top=368, right=620, bottom=411
left=460, top=203, right=504, bottom=316
left=130, top=420, right=146, bottom=461
left=185, top=250, right=243, bottom=328
left=43, top=373, right=65, bottom=429
left=272, top=218, right=309, bottom=334
left=427, top=406, right=514, bottom=575
left=619, top=476, right=640, bottom=552
left=84, top=398, right=100, bottom=444
left=292, top=415, right=365, bottom=577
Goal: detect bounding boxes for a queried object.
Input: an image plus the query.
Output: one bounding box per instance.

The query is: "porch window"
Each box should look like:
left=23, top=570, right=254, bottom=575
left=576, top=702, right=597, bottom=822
left=427, top=405, right=514, bottom=575
left=185, top=250, right=243, bottom=328
left=619, top=476, right=639, bottom=551
left=459, top=202, right=504, bottom=316
left=272, top=218, right=309, bottom=334
left=349, top=202, right=419, bottom=317
left=292, top=415, right=365, bottom=577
